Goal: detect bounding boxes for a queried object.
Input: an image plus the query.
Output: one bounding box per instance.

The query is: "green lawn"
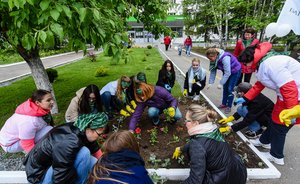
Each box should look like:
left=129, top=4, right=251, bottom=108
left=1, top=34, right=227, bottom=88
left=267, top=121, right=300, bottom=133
left=0, top=47, right=182, bottom=128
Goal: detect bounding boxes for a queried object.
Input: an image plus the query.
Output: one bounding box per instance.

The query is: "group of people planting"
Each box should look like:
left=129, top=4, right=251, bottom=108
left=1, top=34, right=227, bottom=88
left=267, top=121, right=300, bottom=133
left=0, top=28, right=300, bottom=184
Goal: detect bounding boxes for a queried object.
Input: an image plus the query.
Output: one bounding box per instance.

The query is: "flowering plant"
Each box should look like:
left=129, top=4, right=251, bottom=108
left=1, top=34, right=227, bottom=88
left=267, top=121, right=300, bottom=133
left=176, top=126, right=184, bottom=132
left=134, top=127, right=142, bottom=139
left=159, top=126, right=169, bottom=134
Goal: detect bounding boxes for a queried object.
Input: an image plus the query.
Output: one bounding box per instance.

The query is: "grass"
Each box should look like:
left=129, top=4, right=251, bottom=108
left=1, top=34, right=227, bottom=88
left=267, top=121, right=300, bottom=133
left=0, top=47, right=182, bottom=128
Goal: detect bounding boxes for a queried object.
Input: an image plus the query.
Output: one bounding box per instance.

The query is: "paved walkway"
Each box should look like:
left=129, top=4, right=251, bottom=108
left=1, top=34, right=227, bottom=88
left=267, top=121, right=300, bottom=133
left=0, top=43, right=299, bottom=183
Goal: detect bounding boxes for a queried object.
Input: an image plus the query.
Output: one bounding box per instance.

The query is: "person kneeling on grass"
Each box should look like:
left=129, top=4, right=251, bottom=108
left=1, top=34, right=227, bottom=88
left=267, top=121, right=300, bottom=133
left=172, top=104, right=247, bottom=184
left=128, top=82, right=182, bottom=131
left=23, top=112, right=108, bottom=184
left=87, top=130, right=153, bottom=184
left=218, top=82, right=274, bottom=139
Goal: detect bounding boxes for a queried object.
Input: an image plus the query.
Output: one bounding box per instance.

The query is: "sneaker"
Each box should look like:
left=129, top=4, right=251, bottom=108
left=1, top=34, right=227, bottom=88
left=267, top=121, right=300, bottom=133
left=192, top=95, right=200, bottom=102
left=218, top=104, right=227, bottom=109
left=261, top=152, right=284, bottom=165
left=224, top=107, right=231, bottom=114
left=249, top=138, right=271, bottom=149
left=245, top=129, right=263, bottom=139
left=152, top=118, right=160, bottom=126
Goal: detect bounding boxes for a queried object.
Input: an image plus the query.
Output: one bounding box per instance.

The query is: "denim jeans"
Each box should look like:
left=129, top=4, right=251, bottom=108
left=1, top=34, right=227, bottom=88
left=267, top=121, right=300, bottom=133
left=222, top=71, right=241, bottom=108
left=148, top=107, right=182, bottom=123
left=259, top=120, right=293, bottom=158
left=237, top=105, right=261, bottom=132
left=41, top=147, right=97, bottom=184
left=185, top=45, right=191, bottom=56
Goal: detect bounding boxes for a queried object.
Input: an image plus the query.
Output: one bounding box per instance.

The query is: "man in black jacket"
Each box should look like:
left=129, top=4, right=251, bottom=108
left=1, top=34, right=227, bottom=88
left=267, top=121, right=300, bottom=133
left=219, top=82, right=274, bottom=139
left=23, top=112, right=108, bottom=184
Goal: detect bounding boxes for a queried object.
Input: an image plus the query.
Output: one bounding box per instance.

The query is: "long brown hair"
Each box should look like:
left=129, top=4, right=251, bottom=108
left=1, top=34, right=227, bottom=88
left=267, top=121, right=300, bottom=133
left=87, top=130, right=140, bottom=183
left=116, top=75, right=131, bottom=100
left=134, top=82, right=155, bottom=102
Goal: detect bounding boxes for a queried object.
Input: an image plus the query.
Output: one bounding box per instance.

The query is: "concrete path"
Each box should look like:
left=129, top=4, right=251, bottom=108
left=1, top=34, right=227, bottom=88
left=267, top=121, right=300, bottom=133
left=0, top=48, right=100, bottom=86
left=155, top=43, right=300, bottom=184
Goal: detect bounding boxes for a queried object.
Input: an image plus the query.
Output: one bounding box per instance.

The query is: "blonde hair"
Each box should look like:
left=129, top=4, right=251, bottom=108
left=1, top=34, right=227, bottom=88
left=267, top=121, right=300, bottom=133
left=87, top=130, right=139, bottom=183
left=206, top=47, right=219, bottom=57
left=187, top=104, right=218, bottom=124
left=134, top=82, right=155, bottom=102
left=192, top=58, right=200, bottom=64
left=116, top=75, right=131, bottom=100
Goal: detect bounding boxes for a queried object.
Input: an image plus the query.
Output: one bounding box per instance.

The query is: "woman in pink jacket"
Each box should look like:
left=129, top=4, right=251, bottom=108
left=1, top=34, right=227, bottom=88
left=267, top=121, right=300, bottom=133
left=0, top=89, right=54, bottom=153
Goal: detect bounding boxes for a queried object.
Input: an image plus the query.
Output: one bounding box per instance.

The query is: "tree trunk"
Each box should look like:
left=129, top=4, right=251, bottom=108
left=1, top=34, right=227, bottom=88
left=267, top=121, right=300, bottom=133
left=17, top=47, right=59, bottom=114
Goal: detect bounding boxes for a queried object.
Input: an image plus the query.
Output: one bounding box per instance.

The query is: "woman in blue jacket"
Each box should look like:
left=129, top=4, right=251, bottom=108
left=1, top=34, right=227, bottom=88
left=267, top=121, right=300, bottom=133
left=87, top=130, right=153, bottom=184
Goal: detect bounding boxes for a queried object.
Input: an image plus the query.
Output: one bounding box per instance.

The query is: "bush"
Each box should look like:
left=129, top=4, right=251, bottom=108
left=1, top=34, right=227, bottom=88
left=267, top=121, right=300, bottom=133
left=142, top=56, right=147, bottom=62
left=147, top=45, right=152, bottom=49
left=95, top=66, right=109, bottom=77
left=46, top=68, right=58, bottom=83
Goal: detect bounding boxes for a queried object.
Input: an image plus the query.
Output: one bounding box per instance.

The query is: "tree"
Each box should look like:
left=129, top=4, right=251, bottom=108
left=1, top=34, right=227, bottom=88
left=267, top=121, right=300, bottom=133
left=0, top=0, right=170, bottom=114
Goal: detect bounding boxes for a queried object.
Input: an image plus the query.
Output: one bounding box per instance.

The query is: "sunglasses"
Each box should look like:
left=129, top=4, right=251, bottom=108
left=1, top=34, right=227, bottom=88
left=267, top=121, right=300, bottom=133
left=94, top=129, right=102, bottom=137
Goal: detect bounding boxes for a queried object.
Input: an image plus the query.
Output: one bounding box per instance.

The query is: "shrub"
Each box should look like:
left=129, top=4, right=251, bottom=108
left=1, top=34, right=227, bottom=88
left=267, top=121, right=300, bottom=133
left=87, top=51, right=96, bottom=62
left=142, top=56, right=147, bottom=62
left=46, top=68, right=58, bottom=83
left=147, top=45, right=152, bottom=49
left=144, top=50, right=150, bottom=56
left=95, top=66, right=109, bottom=77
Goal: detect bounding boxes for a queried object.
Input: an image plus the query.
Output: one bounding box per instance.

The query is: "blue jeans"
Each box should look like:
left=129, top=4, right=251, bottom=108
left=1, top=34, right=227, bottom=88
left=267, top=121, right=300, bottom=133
left=41, top=147, right=97, bottom=184
left=237, top=105, right=261, bottom=132
left=259, top=120, right=293, bottom=158
left=185, top=45, right=191, bottom=56
left=101, top=91, right=122, bottom=113
left=222, top=71, right=241, bottom=108
left=148, top=107, right=182, bottom=123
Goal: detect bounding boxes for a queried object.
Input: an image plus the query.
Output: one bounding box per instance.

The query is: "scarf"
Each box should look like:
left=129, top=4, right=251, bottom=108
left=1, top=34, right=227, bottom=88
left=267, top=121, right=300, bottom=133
left=242, top=38, right=253, bottom=48
left=209, top=59, right=218, bottom=71
left=258, top=50, right=290, bottom=68
left=188, top=122, right=225, bottom=142
left=188, top=66, right=202, bottom=92
left=74, top=112, right=108, bottom=131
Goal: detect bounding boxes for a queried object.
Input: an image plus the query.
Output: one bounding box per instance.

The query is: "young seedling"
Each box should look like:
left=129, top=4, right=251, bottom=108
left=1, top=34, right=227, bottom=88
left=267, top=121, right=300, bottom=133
left=161, top=158, right=171, bottom=168
left=177, top=155, right=185, bottom=165
left=149, top=172, right=167, bottom=184
left=148, top=153, right=162, bottom=169
left=148, top=128, right=159, bottom=145
left=159, top=126, right=169, bottom=134
left=163, top=109, right=173, bottom=123
left=167, top=134, right=180, bottom=145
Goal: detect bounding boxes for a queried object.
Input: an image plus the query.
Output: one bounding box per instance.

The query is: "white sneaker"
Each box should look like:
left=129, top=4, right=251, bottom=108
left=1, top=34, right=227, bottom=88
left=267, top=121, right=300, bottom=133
left=261, top=152, right=284, bottom=165
left=192, top=95, right=200, bottom=102
left=249, top=138, right=271, bottom=149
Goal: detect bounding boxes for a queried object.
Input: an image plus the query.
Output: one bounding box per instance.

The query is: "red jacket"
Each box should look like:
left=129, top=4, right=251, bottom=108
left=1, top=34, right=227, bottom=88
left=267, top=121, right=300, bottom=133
left=233, top=39, right=260, bottom=73
left=184, top=38, right=192, bottom=46
left=164, top=36, right=171, bottom=45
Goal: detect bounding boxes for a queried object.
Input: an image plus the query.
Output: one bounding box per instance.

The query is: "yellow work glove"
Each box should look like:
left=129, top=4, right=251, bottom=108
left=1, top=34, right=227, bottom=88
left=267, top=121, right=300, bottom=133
left=219, top=126, right=231, bottom=134
left=218, top=116, right=235, bottom=124
left=168, top=107, right=176, bottom=117
left=192, top=79, right=196, bottom=84
left=120, top=109, right=130, bottom=117
left=279, top=105, right=300, bottom=127
left=172, top=147, right=181, bottom=159
left=126, top=105, right=134, bottom=113
left=130, top=100, right=137, bottom=109
left=183, top=89, right=188, bottom=97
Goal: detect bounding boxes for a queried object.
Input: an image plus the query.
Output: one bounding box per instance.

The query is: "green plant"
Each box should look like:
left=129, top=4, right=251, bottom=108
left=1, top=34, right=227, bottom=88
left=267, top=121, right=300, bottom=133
left=147, top=128, right=159, bottom=145
left=142, top=56, right=147, bottom=62
left=149, top=172, right=167, bottom=184
left=167, top=134, right=180, bottom=145
left=148, top=153, right=162, bottom=169
left=177, top=155, right=185, bottom=165
left=95, top=66, right=109, bottom=77
left=159, top=126, right=168, bottom=134
left=161, top=158, right=171, bottom=168
left=163, top=109, right=173, bottom=123
left=147, top=45, right=152, bottom=49
left=144, top=50, right=151, bottom=56
left=46, top=68, right=58, bottom=83
left=87, top=51, right=97, bottom=62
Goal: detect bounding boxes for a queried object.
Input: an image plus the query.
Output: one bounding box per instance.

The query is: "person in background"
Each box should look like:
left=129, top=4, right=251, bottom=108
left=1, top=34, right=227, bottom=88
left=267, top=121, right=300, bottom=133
left=184, top=36, right=192, bottom=56
left=164, top=35, right=171, bottom=51
left=206, top=47, right=241, bottom=114
left=183, top=58, right=206, bottom=102
left=233, top=28, right=260, bottom=85
left=218, top=82, right=274, bottom=139
left=237, top=42, right=300, bottom=165
left=0, top=89, right=54, bottom=153
left=87, top=130, right=153, bottom=184
left=100, top=76, right=132, bottom=119
left=65, top=84, right=103, bottom=123
left=172, top=104, right=247, bottom=184
left=156, top=60, right=176, bottom=93
left=128, top=82, right=182, bottom=131
left=178, top=44, right=183, bottom=56
left=23, top=112, right=108, bottom=184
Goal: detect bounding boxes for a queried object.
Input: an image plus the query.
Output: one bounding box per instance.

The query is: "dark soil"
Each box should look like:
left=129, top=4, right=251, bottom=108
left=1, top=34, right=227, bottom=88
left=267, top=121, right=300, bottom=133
left=108, top=97, right=267, bottom=170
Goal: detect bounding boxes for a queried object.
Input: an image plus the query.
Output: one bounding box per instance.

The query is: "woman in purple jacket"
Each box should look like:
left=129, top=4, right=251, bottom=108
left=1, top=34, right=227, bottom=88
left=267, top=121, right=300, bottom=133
left=206, top=48, right=241, bottom=114
left=128, top=83, right=182, bottom=131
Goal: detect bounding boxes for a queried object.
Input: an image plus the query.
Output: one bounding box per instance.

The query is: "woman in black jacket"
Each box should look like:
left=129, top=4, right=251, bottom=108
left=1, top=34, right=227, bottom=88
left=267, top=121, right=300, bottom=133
left=172, top=104, right=247, bottom=184
left=156, top=60, right=175, bottom=93
left=23, top=112, right=108, bottom=184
